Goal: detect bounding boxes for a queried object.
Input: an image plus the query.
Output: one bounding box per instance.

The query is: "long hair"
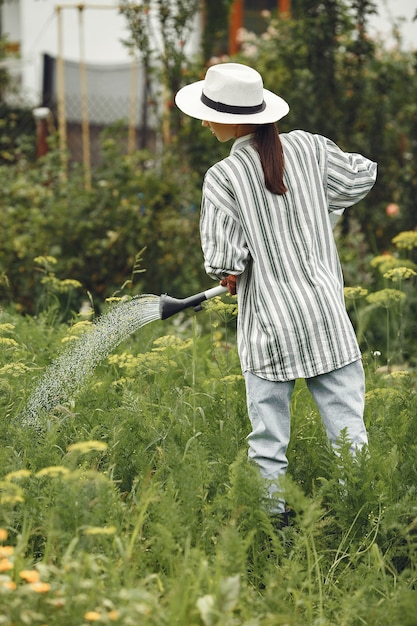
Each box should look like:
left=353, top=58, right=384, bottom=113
left=253, top=123, right=287, bottom=195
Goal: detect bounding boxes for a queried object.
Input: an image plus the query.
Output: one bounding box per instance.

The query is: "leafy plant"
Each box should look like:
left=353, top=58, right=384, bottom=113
left=232, top=1, right=417, bottom=250
left=0, top=252, right=417, bottom=623
left=0, top=133, right=206, bottom=314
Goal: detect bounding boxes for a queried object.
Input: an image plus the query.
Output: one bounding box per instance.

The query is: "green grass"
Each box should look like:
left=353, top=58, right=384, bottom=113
left=0, top=289, right=416, bottom=625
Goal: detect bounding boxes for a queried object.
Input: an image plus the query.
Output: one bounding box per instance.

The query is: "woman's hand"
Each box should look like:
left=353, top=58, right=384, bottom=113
left=220, top=275, right=237, bottom=295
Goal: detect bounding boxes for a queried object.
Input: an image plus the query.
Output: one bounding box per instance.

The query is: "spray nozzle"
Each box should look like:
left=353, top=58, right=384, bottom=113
left=159, top=284, right=228, bottom=320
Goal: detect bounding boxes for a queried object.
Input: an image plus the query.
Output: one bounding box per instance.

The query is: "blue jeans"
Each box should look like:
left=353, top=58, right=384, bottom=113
left=244, top=360, right=368, bottom=513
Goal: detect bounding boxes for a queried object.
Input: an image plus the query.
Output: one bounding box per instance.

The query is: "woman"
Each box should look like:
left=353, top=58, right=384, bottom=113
left=175, top=63, right=377, bottom=523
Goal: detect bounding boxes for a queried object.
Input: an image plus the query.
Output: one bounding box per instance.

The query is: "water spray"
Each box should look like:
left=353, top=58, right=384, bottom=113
left=21, top=284, right=230, bottom=426
left=159, top=284, right=228, bottom=320
left=21, top=206, right=345, bottom=427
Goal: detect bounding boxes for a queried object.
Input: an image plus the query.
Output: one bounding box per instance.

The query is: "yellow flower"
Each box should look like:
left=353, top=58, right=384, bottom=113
left=34, top=255, right=57, bottom=266
left=105, top=296, right=126, bottom=303
left=383, top=267, right=417, bottom=282
left=344, top=286, right=369, bottom=300
left=0, top=323, right=15, bottom=332
left=35, top=466, right=71, bottom=478
left=67, top=440, right=108, bottom=454
left=0, top=558, right=13, bottom=572
left=204, top=296, right=238, bottom=322
left=108, top=609, right=120, bottom=621
left=20, top=569, right=40, bottom=583
left=365, top=388, right=404, bottom=405
left=0, top=546, right=14, bottom=558
left=221, top=374, right=244, bottom=384
left=111, top=377, right=130, bottom=387
left=384, top=370, right=411, bottom=383
left=29, top=581, right=51, bottom=593
left=108, top=352, right=137, bottom=368
left=0, top=363, right=29, bottom=377
left=84, top=611, right=102, bottom=621
left=0, top=337, right=19, bottom=347
left=0, top=495, right=24, bottom=505
left=1, top=579, right=16, bottom=590
left=61, top=335, right=80, bottom=344
left=70, top=320, right=93, bottom=333
left=5, top=469, right=31, bottom=481
left=370, top=254, right=400, bottom=273
left=392, top=231, right=417, bottom=250
left=366, top=289, right=406, bottom=308
left=0, top=528, right=8, bottom=542
left=60, top=279, right=82, bottom=289
left=110, top=350, right=176, bottom=377
left=152, top=335, right=193, bottom=352
left=40, top=276, right=81, bottom=293
left=83, top=525, right=117, bottom=536
left=0, top=481, right=24, bottom=505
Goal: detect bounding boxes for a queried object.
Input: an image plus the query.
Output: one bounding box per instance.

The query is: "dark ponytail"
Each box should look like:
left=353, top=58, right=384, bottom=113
left=253, top=123, right=287, bottom=195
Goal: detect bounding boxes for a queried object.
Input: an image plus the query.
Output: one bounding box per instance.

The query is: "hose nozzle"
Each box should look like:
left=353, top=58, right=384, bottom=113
left=160, top=285, right=228, bottom=320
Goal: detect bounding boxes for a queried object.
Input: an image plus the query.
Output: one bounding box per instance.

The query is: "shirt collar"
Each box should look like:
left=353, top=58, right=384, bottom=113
left=230, top=134, right=254, bottom=154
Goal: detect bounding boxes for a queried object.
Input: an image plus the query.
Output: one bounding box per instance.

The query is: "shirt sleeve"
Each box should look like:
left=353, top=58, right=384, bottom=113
left=200, top=168, right=250, bottom=280
left=317, top=135, right=377, bottom=212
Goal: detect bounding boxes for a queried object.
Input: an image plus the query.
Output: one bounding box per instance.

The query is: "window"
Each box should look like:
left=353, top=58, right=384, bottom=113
left=243, top=0, right=278, bottom=34
left=229, top=0, right=289, bottom=54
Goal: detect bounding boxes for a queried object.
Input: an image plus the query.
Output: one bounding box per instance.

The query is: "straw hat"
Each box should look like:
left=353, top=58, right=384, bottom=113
left=175, top=63, right=289, bottom=124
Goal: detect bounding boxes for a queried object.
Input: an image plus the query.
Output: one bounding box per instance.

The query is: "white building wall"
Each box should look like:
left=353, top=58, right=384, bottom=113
left=1, top=0, right=20, bottom=41
left=2, top=0, right=135, bottom=104
left=1, top=0, right=202, bottom=106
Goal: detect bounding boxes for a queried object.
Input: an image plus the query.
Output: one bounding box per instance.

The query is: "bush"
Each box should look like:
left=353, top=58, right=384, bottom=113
left=233, top=4, right=417, bottom=251
left=0, top=278, right=416, bottom=624
left=0, top=131, right=207, bottom=315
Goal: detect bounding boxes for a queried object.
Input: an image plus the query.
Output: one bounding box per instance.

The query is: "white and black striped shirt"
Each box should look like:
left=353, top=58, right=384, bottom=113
left=200, top=130, right=377, bottom=381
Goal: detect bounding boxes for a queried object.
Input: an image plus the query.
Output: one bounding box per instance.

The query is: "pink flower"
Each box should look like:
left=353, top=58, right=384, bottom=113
left=386, top=203, right=400, bottom=217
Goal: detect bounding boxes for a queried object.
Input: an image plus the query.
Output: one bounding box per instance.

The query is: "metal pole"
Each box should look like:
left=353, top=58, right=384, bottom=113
left=279, top=0, right=291, bottom=17
left=33, top=107, right=51, bottom=158
left=56, top=3, right=142, bottom=165
left=57, top=3, right=117, bottom=8
left=78, top=4, right=91, bottom=190
left=56, top=6, right=68, bottom=179
left=128, top=58, right=138, bottom=154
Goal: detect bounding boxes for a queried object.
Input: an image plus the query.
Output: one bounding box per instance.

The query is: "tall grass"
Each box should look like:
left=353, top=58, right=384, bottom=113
left=0, top=234, right=416, bottom=624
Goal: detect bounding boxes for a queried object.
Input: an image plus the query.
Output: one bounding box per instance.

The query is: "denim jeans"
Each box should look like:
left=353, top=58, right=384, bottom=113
left=244, top=359, right=368, bottom=513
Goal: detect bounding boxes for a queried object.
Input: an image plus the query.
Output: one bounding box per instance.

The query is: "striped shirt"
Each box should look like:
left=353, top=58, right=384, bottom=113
left=200, top=130, right=377, bottom=381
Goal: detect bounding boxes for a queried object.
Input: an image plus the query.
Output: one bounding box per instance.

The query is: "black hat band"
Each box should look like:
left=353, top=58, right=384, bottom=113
left=201, top=91, right=266, bottom=115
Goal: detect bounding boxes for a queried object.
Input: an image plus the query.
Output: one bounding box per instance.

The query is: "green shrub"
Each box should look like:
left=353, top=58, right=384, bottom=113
left=0, top=132, right=207, bottom=315
left=0, top=270, right=417, bottom=623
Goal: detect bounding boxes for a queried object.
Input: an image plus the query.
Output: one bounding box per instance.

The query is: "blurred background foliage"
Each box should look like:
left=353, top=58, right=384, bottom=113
left=0, top=129, right=205, bottom=313
left=0, top=0, right=416, bottom=315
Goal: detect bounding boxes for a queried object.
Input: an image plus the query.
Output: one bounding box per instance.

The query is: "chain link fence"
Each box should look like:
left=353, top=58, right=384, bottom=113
left=1, top=53, right=158, bottom=167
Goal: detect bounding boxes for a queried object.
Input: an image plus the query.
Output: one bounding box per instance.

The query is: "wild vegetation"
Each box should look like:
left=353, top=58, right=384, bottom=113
left=1, top=2, right=416, bottom=311
left=0, top=1, right=417, bottom=623
left=0, top=237, right=416, bottom=623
